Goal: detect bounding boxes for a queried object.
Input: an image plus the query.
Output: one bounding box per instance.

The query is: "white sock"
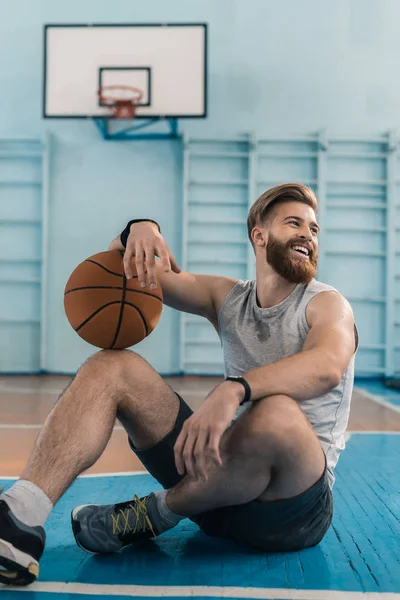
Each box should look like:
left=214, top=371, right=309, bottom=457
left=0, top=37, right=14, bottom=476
left=154, top=489, right=185, bottom=529
left=0, top=480, right=53, bottom=528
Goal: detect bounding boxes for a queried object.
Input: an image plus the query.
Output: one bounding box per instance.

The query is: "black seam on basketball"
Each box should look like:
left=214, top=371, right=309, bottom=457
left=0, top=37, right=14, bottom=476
left=64, top=285, right=162, bottom=302
left=110, top=275, right=127, bottom=349
left=65, top=285, right=123, bottom=296
left=74, top=300, right=150, bottom=339
left=84, top=260, right=139, bottom=279
left=124, top=301, right=149, bottom=337
left=75, top=301, right=121, bottom=333
left=125, top=288, right=162, bottom=302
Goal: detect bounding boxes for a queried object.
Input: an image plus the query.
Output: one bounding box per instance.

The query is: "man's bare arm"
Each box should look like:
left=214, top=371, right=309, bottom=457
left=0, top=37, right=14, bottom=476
left=228, top=291, right=356, bottom=403
left=108, top=232, right=236, bottom=323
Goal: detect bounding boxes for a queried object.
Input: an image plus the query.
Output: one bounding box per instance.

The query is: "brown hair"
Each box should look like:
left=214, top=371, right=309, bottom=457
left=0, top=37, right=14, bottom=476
left=247, top=183, right=318, bottom=247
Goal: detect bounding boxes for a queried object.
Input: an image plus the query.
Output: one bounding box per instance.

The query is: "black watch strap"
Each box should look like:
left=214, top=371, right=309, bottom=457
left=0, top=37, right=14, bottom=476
left=225, top=376, right=252, bottom=406
left=120, top=219, right=161, bottom=248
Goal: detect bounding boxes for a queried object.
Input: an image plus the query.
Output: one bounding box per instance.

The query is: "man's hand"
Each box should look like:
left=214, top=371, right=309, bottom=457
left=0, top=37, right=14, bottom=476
left=123, top=222, right=181, bottom=287
left=174, top=382, right=244, bottom=481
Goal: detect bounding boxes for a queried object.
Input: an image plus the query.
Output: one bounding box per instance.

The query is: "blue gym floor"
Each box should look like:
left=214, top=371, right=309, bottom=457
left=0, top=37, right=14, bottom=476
left=1, top=432, right=400, bottom=600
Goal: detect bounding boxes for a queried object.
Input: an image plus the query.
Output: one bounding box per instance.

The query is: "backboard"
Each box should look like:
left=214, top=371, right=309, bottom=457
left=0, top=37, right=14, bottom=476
left=43, top=24, right=207, bottom=119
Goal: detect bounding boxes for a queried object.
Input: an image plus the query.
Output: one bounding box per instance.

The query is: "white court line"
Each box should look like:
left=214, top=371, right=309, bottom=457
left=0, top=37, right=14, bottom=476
left=0, top=425, right=43, bottom=429
left=1, top=432, right=399, bottom=481
left=354, top=386, right=400, bottom=414
left=0, top=424, right=125, bottom=430
left=79, top=470, right=146, bottom=478
left=3, top=582, right=400, bottom=599
left=0, top=387, right=64, bottom=395
left=0, top=385, right=206, bottom=398
left=2, top=425, right=400, bottom=435
left=346, top=429, right=400, bottom=436
left=0, top=471, right=146, bottom=481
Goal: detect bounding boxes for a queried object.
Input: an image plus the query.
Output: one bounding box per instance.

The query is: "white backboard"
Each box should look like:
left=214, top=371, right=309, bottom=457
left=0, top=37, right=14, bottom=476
left=43, top=24, right=207, bottom=119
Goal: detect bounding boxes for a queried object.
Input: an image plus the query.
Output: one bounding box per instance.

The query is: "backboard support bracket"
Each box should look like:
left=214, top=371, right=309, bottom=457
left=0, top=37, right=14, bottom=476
left=93, top=117, right=179, bottom=141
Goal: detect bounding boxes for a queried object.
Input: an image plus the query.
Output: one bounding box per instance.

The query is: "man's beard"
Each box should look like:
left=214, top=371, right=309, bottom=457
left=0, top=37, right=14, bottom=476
left=266, top=233, right=318, bottom=284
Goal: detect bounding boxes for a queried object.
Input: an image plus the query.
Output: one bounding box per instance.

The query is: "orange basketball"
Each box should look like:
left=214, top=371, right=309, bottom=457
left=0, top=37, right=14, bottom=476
left=64, top=250, right=163, bottom=349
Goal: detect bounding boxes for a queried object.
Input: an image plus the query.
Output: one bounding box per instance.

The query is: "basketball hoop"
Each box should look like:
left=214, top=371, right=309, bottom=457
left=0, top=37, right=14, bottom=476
left=99, top=85, right=143, bottom=119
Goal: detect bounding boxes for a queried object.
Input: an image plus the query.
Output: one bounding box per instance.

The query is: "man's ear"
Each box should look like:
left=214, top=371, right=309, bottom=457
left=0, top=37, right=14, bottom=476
left=252, top=226, right=266, bottom=247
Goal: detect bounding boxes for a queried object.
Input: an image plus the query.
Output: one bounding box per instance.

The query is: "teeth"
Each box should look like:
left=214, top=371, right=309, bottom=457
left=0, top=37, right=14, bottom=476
left=292, top=245, right=309, bottom=256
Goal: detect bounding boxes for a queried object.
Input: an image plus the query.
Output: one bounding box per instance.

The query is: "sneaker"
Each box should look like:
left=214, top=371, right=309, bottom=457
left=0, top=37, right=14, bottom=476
left=71, top=493, right=162, bottom=554
left=0, top=500, right=45, bottom=586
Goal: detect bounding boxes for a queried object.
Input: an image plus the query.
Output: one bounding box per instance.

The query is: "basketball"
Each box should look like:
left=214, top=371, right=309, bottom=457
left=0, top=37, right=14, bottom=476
left=64, top=250, right=163, bottom=349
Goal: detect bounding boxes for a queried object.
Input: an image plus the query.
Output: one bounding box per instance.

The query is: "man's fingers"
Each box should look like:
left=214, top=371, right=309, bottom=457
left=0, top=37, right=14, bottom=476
left=133, top=243, right=146, bottom=286
left=123, top=247, right=135, bottom=280
left=143, top=243, right=157, bottom=289
left=166, top=247, right=181, bottom=274
left=208, top=428, right=223, bottom=467
left=182, top=433, right=197, bottom=479
left=193, top=430, right=209, bottom=481
left=158, top=244, right=181, bottom=276
left=178, top=421, right=197, bottom=477
left=174, top=430, right=187, bottom=475
left=170, top=254, right=182, bottom=274
left=157, top=245, right=172, bottom=272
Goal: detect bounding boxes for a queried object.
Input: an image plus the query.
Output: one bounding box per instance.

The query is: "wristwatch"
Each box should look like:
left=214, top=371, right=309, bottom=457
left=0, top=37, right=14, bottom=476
left=225, top=376, right=252, bottom=406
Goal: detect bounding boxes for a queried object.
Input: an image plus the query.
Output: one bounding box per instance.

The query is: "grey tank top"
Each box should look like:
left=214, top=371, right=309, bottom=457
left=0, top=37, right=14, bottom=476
left=217, top=278, right=356, bottom=489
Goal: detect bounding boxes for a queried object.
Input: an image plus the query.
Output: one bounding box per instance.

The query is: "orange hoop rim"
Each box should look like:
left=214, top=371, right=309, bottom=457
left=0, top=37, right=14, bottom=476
left=98, top=85, right=143, bottom=119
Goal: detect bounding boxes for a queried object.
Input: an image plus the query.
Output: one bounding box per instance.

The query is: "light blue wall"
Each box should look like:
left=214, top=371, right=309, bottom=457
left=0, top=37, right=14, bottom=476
left=1, top=0, right=400, bottom=374
left=46, top=138, right=182, bottom=373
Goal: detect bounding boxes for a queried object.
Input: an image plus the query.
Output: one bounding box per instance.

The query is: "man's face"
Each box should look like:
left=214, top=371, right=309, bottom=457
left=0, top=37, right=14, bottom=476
left=264, top=202, right=319, bottom=284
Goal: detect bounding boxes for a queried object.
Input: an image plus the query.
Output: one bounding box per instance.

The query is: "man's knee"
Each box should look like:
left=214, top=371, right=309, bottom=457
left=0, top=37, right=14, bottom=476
left=83, top=349, right=144, bottom=381
left=80, top=349, right=171, bottom=413
left=232, top=395, right=312, bottom=459
left=68, top=350, right=142, bottom=400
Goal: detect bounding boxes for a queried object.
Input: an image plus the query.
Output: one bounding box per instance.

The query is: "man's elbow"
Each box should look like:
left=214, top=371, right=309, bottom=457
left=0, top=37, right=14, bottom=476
left=322, top=368, right=342, bottom=390
left=108, top=237, right=124, bottom=252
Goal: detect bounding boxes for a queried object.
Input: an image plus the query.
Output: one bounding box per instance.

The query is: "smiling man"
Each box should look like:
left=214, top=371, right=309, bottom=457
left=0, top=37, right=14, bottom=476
left=0, top=183, right=358, bottom=586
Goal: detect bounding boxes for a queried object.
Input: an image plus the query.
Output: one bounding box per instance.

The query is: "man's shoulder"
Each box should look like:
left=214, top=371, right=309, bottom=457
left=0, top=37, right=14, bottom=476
left=305, top=279, right=352, bottom=304
left=213, top=278, right=253, bottom=313
left=306, top=278, right=339, bottom=295
left=305, top=280, right=354, bottom=318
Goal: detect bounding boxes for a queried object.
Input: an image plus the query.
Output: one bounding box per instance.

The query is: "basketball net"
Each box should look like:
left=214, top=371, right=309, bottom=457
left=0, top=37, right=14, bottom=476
left=99, top=85, right=143, bottom=120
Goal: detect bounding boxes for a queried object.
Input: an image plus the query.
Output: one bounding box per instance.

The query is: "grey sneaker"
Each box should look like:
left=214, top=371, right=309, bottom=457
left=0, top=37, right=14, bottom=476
left=71, top=493, right=162, bottom=554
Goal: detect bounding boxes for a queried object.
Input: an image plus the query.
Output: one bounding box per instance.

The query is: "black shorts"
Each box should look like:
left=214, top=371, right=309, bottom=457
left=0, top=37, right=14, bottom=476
left=128, top=394, right=333, bottom=552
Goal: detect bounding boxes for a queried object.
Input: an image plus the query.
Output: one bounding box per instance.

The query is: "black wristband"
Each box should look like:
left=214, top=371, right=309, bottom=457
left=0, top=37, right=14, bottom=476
left=120, top=219, right=161, bottom=248
left=225, top=376, right=252, bottom=406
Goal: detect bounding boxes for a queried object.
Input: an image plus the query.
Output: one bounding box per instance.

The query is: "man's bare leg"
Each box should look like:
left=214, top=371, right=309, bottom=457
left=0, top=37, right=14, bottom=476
left=1, top=349, right=325, bottom=568
left=70, top=380, right=325, bottom=556
left=0, top=347, right=182, bottom=585
left=167, top=394, right=326, bottom=516
left=6, top=344, right=323, bottom=517
left=2, top=349, right=180, bottom=514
